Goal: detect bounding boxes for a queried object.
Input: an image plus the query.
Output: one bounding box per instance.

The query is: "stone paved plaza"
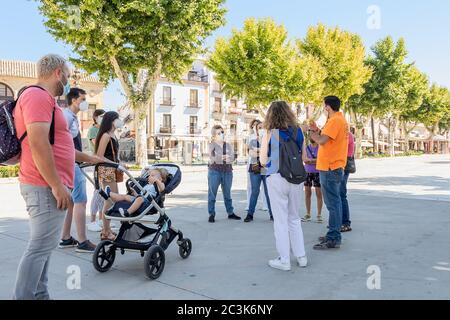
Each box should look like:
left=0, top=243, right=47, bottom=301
left=0, top=155, right=449, bottom=299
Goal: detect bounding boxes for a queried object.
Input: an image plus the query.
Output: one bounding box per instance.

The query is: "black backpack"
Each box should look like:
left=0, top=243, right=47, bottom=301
left=278, top=127, right=307, bottom=185
left=0, top=86, right=55, bottom=166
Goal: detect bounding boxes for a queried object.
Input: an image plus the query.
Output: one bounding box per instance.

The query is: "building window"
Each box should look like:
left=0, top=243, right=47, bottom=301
left=190, top=116, right=198, bottom=134
left=230, top=99, right=237, bottom=109
left=190, top=89, right=198, bottom=107
left=230, top=123, right=237, bottom=135
left=163, top=86, right=172, bottom=105
left=0, top=82, right=14, bottom=104
left=213, top=81, right=222, bottom=92
left=162, top=114, right=172, bottom=133
left=214, top=98, right=222, bottom=113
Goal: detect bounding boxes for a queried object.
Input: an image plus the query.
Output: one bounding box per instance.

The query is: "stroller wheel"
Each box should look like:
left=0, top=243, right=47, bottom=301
left=93, top=241, right=116, bottom=273
left=178, top=238, right=192, bottom=259
left=144, top=245, right=165, bottom=280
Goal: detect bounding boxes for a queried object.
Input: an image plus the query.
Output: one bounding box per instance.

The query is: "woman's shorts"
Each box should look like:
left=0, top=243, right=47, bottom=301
left=304, top=172, right=321, bottom=188
left=98, top=166, right=117, bottom=184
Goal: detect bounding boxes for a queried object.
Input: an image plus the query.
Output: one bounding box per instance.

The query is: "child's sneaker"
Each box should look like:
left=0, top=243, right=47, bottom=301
left=316, top=216, right=324, bottom=224
left=99, top=186, right=111, bottom=200
left=118, top=208, right=130, bottom=217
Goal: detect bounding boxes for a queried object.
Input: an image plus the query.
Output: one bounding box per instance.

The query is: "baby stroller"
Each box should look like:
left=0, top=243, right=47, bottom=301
left=80, top=162, right=192, bottom=280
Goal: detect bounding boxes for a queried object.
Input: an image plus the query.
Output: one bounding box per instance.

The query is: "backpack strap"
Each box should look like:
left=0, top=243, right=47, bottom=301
left=288, top=126, right=301, bottom=151
left=17, top=86, right=55, bottom=145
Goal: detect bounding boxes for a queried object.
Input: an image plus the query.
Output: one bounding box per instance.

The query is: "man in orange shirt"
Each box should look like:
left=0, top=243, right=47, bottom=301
left=309, top=96, right=349, bottom=250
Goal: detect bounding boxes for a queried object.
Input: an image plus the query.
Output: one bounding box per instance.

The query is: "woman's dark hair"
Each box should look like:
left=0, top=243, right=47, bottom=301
left=95, top=111, right=119, bottom=153
left=250, top=119, right=262, bottom=130
left=93, top=109, right=105, bottom=124
left=264, top=101, right=298, bottom=130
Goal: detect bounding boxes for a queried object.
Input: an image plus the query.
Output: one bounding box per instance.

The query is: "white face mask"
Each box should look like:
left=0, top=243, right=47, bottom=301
left=79, top=101, right=89, bottom=112
left=113, top=119, right=124, bottom=129
left=96, top=116, right=103, bottom=125
left=216, top=132, right=224, bottom=141
left=258, top=129, right=266, bottom=137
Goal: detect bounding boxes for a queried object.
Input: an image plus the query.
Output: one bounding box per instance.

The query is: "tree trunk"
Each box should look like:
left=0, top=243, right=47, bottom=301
left=134, top=103, right=148, bottom=167
left=255, top=105, right=266, bottom=118
left=370, top=116, right=376, bottom=153
left=351, top=111, right=364, bottom=159
left=402, top=121, right=410, bottom=152
left=388, top=117, right=398, bottom=157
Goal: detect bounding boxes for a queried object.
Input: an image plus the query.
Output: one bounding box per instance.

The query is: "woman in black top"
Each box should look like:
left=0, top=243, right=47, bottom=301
left=95, top=111, right=123, bottom=241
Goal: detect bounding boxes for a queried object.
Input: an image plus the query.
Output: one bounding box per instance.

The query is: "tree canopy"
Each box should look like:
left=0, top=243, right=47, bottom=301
left=207, top=18, right=326, bottom=114
left=297, top=23, right=372, bottom=106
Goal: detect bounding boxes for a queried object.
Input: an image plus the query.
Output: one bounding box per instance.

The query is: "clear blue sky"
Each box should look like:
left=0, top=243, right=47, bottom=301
left=1, top=0, right=449, bottom=110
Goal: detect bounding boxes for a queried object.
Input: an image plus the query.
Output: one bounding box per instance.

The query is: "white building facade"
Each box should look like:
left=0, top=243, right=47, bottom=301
left=122, top=57, right=261, bottom=163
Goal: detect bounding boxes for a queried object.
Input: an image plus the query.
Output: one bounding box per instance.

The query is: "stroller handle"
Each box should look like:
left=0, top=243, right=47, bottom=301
left=78, top=162, right=147, bottom=195
left=79, top=162, right=119, bottom=170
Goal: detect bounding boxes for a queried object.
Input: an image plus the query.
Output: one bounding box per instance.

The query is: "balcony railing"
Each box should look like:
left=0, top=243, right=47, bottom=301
left=187, top=126, right=202, bottom=135
left=159, top=126, right=174, bottom=134
left=185, top=72, right=208, bottom=83
left=185, top=100, right=202, bottom=108
left=159, top=97, right=176, bottom=106
left=228, top=107, right=242, bottom=115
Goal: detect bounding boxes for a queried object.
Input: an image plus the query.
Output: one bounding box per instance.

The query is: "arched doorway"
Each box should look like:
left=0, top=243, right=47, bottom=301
left=0, top=82, right=14, bottom=104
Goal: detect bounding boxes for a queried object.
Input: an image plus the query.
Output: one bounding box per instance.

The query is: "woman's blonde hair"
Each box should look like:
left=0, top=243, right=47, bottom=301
left=264, top=101, right=298, bottom=130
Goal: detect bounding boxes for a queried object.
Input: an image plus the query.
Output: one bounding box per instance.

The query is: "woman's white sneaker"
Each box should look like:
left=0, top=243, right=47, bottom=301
left=297, top=256, right=308, bottom=268
left=268, top=257, right=291, bottom=271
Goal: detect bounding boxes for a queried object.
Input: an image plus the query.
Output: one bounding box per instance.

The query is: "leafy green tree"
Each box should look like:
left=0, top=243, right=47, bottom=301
left=349, top=37, right=416, bottom=156
left=297, top=23, right=372, bottom=106
left=207, top=18, right=326, bottom=116
left=416, top=84, right=450, bottom=153
left=38, top=0, right=226, bottom=166
left=399, top=67, right=429, bottom=151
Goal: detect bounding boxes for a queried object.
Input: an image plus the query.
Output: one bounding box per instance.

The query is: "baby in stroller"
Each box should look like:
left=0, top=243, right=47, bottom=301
left=99, top=167, right=169, bottom=218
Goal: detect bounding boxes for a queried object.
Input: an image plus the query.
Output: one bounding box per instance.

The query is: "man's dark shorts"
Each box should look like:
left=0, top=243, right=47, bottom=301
left=304, top=172, right=321, bottom=188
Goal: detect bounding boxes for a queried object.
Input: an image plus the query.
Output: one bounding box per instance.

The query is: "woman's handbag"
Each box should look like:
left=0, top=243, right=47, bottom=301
left=110, top=138, right=124, bottom=183
left=250, top=162, right=262, bottom=174
left=249, top=139, right=262, bottom=174
left=345, top=156, right=356, bottom=174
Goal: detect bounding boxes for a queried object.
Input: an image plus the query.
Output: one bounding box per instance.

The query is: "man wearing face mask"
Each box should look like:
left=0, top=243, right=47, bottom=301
left=12, top=54, right=105, bottom=300
left=309, top=96, right=349, bottom=250
left=59, top=88, right=97, bottom=253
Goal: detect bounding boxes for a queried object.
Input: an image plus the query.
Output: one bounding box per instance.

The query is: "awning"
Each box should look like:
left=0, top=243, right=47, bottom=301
left=361, top=141, right=373, bottom=147
left=433, top=135, right=447, bottom=141
left=376, top=141, right=388, bottom=146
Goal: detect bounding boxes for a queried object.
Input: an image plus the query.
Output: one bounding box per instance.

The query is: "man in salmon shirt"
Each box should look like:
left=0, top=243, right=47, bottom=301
left=12, top=54, right=105, bottom=300
left=309, top=96, right=349, bottom=250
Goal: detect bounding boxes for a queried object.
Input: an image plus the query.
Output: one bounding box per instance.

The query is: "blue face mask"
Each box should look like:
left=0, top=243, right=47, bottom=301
left=63, top=81, right=71, bottom=96
left=59, top=73, right=71, bottom=96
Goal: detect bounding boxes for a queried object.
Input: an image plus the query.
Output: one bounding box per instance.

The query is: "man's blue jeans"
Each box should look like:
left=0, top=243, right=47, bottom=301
left=341, top=172, right=351, bottom=227
left=319, top=169, right=344, bottom=243
left=208, top=169, right=234, bottom=216
left=248, top=172, right=272, bottom=217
